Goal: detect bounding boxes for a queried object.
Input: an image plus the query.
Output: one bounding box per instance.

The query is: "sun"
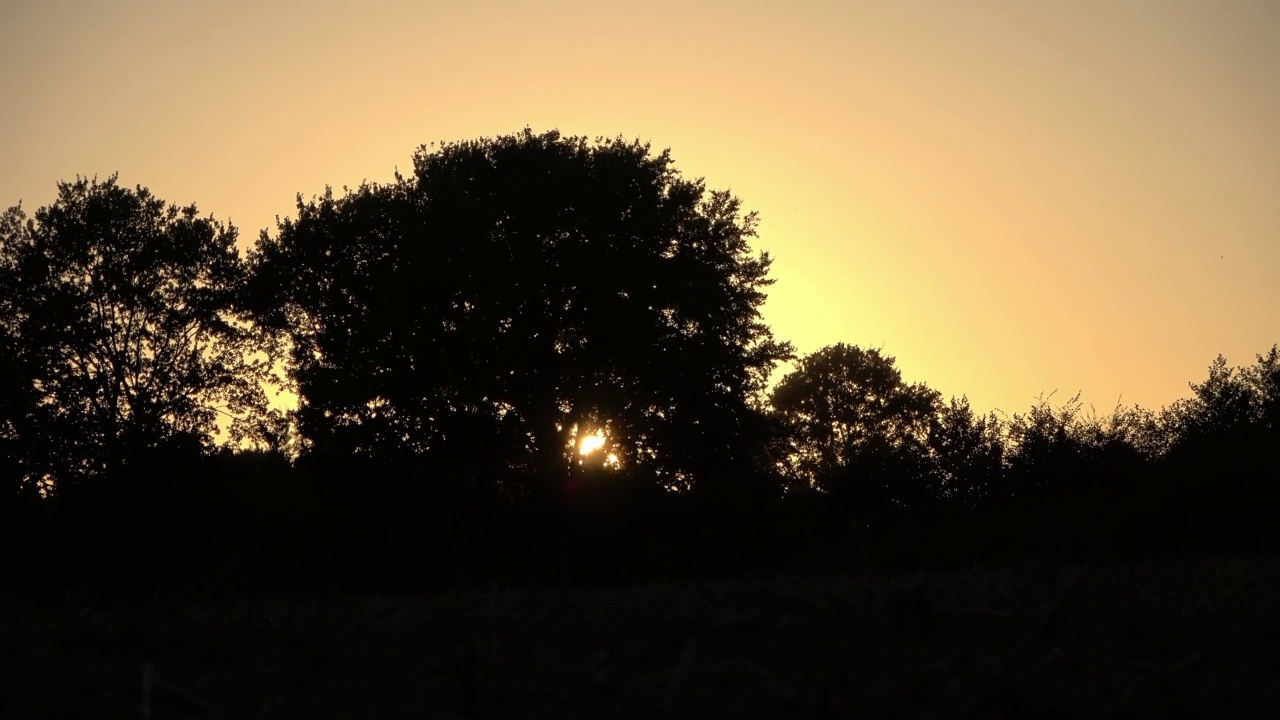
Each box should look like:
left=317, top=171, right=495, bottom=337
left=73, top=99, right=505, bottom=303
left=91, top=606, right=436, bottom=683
left=579, top=430, right=607, bottom=456
left=573, top=427, right=622, bottom=468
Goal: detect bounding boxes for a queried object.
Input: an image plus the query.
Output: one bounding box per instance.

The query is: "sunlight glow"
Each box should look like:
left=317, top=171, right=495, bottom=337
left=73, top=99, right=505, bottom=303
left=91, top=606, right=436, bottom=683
left=5, top=1, right=1276, bottom=422
left=579, top=431, right=607, bottom=456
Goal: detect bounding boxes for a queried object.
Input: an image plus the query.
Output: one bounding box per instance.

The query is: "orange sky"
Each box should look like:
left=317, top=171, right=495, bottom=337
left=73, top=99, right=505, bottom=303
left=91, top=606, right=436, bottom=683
left=3, top=0, right=1277, bottom=417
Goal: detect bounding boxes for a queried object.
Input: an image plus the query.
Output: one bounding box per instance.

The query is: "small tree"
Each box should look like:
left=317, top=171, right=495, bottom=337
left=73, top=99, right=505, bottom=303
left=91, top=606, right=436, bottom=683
left=0, top=175, right=277, bottom=498
left=1156, top=348, right=1280, bottom=553
left=1001, top=391, right=1087, bottom=504
left=770, top=341, right=943, bottom=558
left=1246, top=346, right=1280, bottom=428
left=926, top=395, right=1004, bottom=509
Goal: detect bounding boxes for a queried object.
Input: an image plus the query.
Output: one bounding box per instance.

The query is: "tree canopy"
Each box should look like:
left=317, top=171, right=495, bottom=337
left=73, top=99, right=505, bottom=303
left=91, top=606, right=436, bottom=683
left=0, top=175, right=275, bottom=498
left=770, top=343, right=942, bottom=514
left=246, top=129, right=793, bottom=500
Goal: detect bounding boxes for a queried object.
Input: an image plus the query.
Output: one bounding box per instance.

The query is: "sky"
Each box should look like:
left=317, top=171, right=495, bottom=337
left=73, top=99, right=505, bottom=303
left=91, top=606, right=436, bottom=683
left=2, top=0, right=1278, bottom=418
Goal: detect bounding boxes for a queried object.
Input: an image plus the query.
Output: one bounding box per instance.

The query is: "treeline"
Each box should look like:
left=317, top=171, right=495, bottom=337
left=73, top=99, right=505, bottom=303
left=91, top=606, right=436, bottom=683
left=1, top=129, right=1277, bottom=597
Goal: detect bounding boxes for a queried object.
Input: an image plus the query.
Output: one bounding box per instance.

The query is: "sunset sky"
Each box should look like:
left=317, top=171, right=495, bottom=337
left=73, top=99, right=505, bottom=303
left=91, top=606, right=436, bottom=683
left=3, top=0, right=1277, bottom=418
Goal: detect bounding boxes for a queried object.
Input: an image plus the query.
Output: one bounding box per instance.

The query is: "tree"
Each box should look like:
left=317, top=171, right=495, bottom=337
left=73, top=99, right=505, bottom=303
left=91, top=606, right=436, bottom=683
left=1175, top=355, right=1258, bottom=443
left=0, top=208, right=44, bottom=502
left=0, top=175, right=277, bottom=498
left=1243, top=345, right=1280, bottom=430
left=926, top=395, right=1004, bottom=509
left=246, top=129, right=792, bottom=500
left=1155, top=348, right=1280, bottom=553
left=770, top=344, right=942, bottom=511
left=1001, top=391, right=1087, bottom=505
left=1161, top=347, right=1280, bottom=447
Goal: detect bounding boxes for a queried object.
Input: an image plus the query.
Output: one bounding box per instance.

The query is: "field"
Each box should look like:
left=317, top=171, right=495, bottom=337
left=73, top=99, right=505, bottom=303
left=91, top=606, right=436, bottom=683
left=3, top=556, right=1277, bottom=719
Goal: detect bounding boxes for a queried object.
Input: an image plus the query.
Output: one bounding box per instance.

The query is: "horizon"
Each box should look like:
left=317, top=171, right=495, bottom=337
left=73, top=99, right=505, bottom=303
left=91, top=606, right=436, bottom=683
left=3, top=0, right=1277, bottom=417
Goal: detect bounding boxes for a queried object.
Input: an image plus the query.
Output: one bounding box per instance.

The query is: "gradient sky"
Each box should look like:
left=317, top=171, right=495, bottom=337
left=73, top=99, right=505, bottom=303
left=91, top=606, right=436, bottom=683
left=3, top=0, right=1277, bottom=418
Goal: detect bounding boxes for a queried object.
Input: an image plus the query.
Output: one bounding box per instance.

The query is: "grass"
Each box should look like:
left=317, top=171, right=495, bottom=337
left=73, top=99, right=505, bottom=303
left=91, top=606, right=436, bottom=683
left=2, top=556, right=1277, bottom=719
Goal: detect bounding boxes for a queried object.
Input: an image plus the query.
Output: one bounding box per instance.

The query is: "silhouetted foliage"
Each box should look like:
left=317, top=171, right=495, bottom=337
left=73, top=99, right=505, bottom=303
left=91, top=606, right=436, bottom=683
left=771, top=344, right=941, bottom=505
left=2, top=144, right=1278, bottom=600
left=1151, top=348, right=1280, bottom=555
left=0, top=176, right=279, bottom=500
left=1162, top=348, right=1280, bottom=448
left=769, top=344, right=943, bottom=569
left=1001, top=392, right=1089, bottom=507
left=989, top=394, right=1128, bottom=561
left=0, top=322, right=39, bottom=504
left=246, top=129, right=792, bottom=502
left=1252, top=345, right=1280, bottom=428
left=926, top=395, right=1004, bottom=509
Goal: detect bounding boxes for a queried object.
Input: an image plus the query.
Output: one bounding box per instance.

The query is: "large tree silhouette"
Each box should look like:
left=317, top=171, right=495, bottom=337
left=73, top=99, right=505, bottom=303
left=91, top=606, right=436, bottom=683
left=0, top=176, right=275, bottom=498
left=247, top=129, right=792, bottom=500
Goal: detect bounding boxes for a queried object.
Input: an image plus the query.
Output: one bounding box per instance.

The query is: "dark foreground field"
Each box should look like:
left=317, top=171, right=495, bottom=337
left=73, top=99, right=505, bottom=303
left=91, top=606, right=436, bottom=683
left=3, top=557, right=1277, bottom=720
